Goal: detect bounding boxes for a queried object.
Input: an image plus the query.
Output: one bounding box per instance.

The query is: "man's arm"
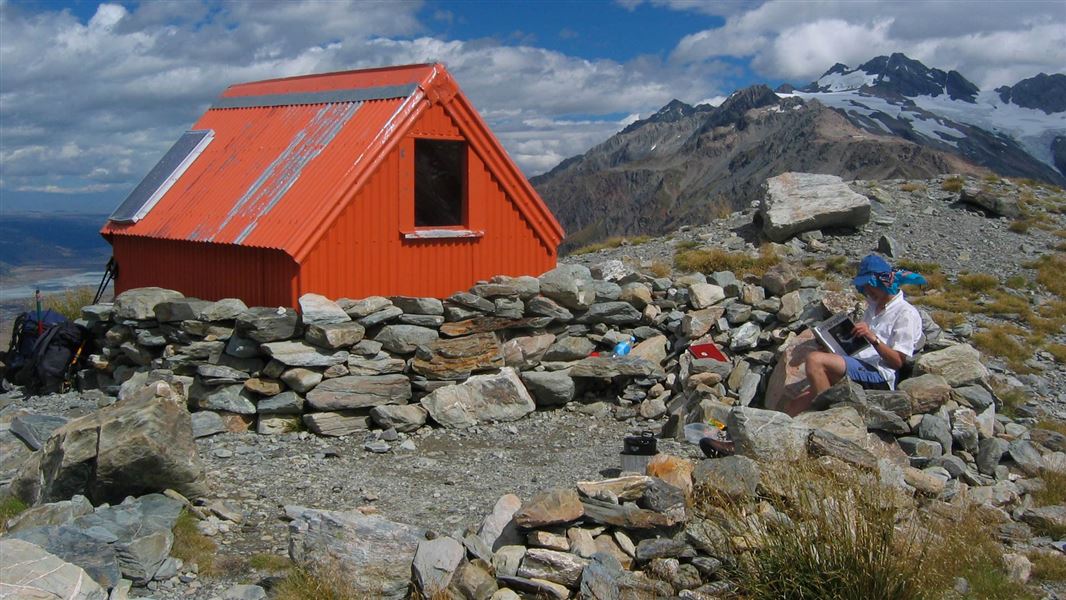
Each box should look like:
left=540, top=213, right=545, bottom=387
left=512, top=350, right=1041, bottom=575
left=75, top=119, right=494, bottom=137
left=852, top=322, right=905, bottom=369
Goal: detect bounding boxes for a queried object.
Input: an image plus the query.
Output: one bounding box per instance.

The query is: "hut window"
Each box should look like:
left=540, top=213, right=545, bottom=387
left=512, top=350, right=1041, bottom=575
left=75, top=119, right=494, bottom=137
left=414, top=139, right=466, bottom=227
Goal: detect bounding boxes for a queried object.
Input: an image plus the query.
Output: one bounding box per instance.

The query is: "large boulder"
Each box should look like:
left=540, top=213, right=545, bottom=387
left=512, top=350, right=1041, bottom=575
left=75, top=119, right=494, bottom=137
left=113, top=287, right=184, bottom=321
left=288, top=508, right=426, bottom=600
left=235, top=307, right=299, bottom=343
left=763, top=330, right=819, bottom=413
left=727, top=406, right=810, bottom=462
left=0, top=538, right=108, bottom=600
left=11, top=382, right=204, bottom=505
left=298, top=293, right=351, bottom=326
left=539, top=264, right=596, bottom=310
left=760, top=172, right=871, bottom=242
left=914, top=344, right=988, bottom=387
left=420, top=368, right=535, bottom=428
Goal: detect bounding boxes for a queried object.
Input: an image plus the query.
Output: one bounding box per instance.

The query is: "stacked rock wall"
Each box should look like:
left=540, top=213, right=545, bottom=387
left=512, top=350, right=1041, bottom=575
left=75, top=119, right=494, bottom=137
left=76, top=260, right=948, bottom=440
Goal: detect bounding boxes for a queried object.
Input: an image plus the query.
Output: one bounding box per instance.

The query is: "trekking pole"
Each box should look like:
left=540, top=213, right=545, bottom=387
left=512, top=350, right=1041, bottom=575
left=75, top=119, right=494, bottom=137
left=35, top=289, right=43, bottom=335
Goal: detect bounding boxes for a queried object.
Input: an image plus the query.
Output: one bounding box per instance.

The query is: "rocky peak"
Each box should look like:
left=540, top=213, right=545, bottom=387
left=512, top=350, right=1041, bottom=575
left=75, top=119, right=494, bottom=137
left=620, top=98, right=705, bottom=135
left=996, top=73, right=1066, bottom=114
left=806, top=52, right=979, bottom=103
left=694, top=84, right=780, bottom=134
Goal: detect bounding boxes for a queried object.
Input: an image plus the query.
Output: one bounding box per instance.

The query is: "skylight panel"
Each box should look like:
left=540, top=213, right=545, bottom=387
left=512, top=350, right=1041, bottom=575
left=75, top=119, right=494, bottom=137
left=108, top=130, right=214, bottom=223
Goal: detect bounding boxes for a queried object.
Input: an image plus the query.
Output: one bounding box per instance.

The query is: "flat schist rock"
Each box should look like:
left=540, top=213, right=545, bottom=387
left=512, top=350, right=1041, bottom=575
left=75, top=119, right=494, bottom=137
left=760, top=172, right=871, bottom=242
left=0, top=538, right=108, bottom=600
left=412, top=332, right=504, bottom=380
left=305, top=374, right=411, bottom=410
left=569, top=356, right=663, bottom=379
left=420, top=367, right=535, bottom=429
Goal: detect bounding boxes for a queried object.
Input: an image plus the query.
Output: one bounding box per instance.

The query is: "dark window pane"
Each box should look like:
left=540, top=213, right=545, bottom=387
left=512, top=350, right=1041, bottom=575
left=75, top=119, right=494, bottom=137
left=415, top=139, right=465, bottom=227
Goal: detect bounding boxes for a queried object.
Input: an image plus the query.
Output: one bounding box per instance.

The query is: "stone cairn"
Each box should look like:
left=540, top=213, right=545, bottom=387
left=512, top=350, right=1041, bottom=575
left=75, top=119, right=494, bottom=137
left=12, top=257, right=1063, bottom=598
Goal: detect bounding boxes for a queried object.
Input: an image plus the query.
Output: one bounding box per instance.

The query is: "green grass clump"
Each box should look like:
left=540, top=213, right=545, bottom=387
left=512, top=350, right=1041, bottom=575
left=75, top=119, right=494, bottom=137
left=1047, top=344, right=1066, bottom=363
left=694, top=459, right=1031, bottom=600
left=171, top=510, right=218, bottom=576
left=674, top=245, right=780, bottom=278
left=0, top=496, right=29, bottom=534
left=957, top=272, right=999, bottom=292
left=1008, top=220, right=1031, bottom=233
left=1032, top=469, right=1066, bottom=511
left=1029, top=550, right=1066, bottom=582
left=1004, top=274, right=1028, bottom=289
left=249, top=553, right=293, bottom=572
left=941, top=177, right=965, bottom=192
left=571, top=235, right=652, bottom=255
left=273, top=563, right=370, bottom=600
left=931, top=310, right=964, bottom=330
left=972, top=324, right=1033, bottom=372
left=23, top=287, right=96, bottom=322
left=646, top=260, right=671, bottom=278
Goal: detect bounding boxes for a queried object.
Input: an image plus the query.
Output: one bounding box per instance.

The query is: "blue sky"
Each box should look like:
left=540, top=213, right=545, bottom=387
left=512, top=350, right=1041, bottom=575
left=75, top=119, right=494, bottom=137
left=2, top=0, right=1064, bottom=213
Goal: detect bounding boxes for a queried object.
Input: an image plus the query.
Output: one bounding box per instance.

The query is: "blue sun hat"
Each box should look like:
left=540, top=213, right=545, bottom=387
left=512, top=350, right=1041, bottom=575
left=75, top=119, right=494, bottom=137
left=853, top=254, right=926, bottom=295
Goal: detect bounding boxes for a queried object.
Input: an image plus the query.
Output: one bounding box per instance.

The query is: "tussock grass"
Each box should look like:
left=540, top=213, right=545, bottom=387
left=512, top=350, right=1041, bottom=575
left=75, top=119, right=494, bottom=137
left=983, top=174, right=1002, bottom=183
left=674, top=239, right=701, bottom=251
left=1029, top=550, right=1066, bottom=582
left=1046, top=344, right=1066, bottom=363
left=1004, top=274, right=1028, bottom=289
left=22, top=286, right=96, bottom=322
left=171, top=510, right=218, bottom=576
left=571, top=235, right=652, bottom=255
left=994, top=384, right=1029, bottom=418
left=957, top=273, right=999, bottom=292
left=674, top=245, right=780, bottom=277
left=931, top=310, right=964, bottom=330
left=1030, top=253, right=1066, bottom=298
left=972, top=324, right=1033, bottom=372
left=693, top=459, right=1030, bottom=600
left=825, top=255, right=851, bottom=275
left=0, top=496, right=28, bottom=534
left=273, top=562, right=377, bottom=600
left=646, top=260, right=672, bottom=278
left=899, top=182, right=923, bottom=192
left=1032, top=469, right=1066, bottom=510
left=941, top=177, right=965, bottom=193
left=1035, top=419, right=1066, bottom=437
left=248, top=553, right=293, bottom=572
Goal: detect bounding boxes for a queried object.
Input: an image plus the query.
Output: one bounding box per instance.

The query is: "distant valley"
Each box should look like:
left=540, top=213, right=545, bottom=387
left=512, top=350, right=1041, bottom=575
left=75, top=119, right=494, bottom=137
left=0, top=213, right=111, bottom=301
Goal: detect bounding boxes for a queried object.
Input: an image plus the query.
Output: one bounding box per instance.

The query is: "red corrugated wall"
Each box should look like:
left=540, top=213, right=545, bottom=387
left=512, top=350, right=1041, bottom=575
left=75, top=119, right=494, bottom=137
left=111, top=236, right=298, bottom=306
left=298, top=102, right=556, bottom=299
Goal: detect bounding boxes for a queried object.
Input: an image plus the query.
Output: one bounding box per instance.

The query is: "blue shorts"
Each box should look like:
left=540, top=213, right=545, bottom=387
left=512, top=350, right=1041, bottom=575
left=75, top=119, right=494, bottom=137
left=843, top=356, right=889, bottom=389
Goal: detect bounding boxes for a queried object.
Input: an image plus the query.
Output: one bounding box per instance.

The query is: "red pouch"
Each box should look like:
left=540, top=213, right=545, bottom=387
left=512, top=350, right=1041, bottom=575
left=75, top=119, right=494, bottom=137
left=688, top=342, right=727, bottom=362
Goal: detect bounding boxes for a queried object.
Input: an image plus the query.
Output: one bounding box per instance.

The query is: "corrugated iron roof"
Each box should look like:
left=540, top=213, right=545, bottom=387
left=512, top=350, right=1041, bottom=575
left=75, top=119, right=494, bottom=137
left=102, top=63, right=564, bottom=259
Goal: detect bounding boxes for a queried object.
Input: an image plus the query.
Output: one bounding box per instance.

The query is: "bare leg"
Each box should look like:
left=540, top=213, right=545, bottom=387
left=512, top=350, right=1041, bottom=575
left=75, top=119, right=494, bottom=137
left=789, top=351, right=847, bottom=415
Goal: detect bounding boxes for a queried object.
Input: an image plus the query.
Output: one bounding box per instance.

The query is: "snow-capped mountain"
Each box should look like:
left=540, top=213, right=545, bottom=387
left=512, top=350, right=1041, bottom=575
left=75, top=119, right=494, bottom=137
left=794, top=53, right=1065, bottom=180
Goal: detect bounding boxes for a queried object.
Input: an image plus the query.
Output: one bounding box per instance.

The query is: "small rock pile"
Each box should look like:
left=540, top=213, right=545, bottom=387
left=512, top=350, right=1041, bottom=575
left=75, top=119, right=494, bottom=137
left=0, top=492, right=193, bottom=599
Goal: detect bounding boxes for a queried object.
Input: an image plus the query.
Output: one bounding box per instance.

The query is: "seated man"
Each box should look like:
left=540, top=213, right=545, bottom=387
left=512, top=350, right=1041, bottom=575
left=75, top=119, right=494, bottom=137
left=795, top=255, right=926, bottom=414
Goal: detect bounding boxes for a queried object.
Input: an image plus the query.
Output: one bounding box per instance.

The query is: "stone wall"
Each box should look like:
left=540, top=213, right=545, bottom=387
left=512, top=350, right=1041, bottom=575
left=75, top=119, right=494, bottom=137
left=76, top=260, right=944, bottom=439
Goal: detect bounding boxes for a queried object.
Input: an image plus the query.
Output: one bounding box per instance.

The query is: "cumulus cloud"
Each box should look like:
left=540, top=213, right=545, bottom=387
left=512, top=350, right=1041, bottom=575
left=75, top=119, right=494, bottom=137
left=0, top=0, right=724, bottom=202
left=670, top=0, right=1066, bottom=87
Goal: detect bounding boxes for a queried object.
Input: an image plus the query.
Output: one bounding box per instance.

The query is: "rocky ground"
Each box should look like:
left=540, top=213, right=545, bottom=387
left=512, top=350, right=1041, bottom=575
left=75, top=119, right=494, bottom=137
left=566, top=175, right=1066, bottom=417
left=2, top=174, right=1064, bottom=600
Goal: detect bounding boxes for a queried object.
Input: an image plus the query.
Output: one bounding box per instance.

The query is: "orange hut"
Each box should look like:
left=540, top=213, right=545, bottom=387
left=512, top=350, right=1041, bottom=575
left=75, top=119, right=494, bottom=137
left=101, top=63, right=563, bottom=307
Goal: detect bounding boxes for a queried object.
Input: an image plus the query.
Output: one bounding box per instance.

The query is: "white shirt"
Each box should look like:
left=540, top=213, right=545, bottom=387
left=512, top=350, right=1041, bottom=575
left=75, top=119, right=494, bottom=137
left=850, top=292, right=923, bottom=389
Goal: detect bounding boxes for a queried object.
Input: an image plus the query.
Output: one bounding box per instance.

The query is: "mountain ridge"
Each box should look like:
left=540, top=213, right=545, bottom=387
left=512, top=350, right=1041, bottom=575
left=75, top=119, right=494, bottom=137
left=533, top=53, right=1065, bottom=249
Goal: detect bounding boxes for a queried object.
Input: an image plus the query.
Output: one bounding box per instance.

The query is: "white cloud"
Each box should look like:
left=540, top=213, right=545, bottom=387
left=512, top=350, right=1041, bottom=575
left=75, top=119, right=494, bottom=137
left=0, top=0, right=727, bottom=201
left=670, top=0, right=1066, bottom=87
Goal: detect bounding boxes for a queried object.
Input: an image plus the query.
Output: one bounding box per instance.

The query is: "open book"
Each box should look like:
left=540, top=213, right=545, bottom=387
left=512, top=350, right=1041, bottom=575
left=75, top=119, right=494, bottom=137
left=813, top=312, right=872, bottom=357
